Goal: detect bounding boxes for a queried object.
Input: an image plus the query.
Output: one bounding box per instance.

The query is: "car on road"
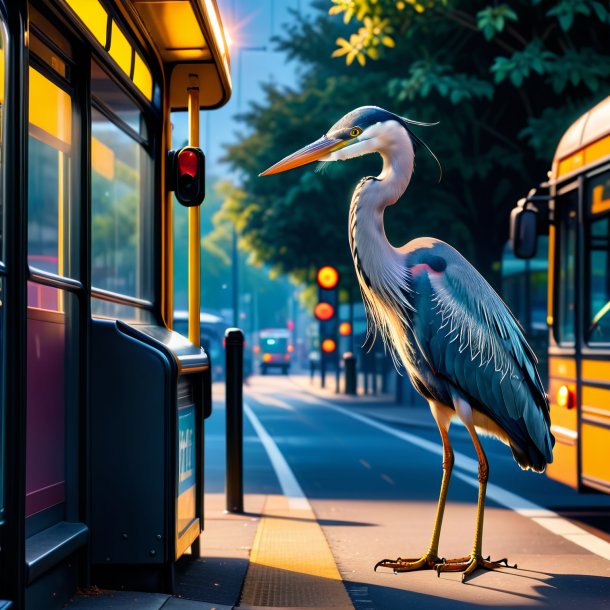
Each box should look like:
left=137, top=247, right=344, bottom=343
left=258, top=328, right=292, bottom=375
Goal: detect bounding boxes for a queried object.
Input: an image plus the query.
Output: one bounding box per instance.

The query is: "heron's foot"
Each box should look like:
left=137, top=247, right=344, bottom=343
left=435, top=553, right=517, bottom=583
left=374, top=552, right=443, bottom=573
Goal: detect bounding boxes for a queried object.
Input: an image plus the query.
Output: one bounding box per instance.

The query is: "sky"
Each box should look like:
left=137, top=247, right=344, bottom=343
left=172, top=0, right=317, bottom=172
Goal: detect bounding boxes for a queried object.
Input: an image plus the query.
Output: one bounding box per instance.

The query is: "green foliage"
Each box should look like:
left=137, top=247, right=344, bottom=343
left=546, top=0, right=609, bottom=31
left=389, top=61, right=494, bottom=104
left=491, top=39, right=554, bottom=87
left=223, top=0, right=610, bottom=290
left=476, top=4, right=518, bottom=41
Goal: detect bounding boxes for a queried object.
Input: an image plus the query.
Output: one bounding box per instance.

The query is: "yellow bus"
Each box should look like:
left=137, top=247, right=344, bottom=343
left=0, top=1, right=231, bottom=607
left=512, top=95, right=610, bottom=494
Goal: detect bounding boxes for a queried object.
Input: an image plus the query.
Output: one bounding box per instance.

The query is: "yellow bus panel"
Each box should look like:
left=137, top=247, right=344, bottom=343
left=546, top=428, right=579, bottom=490
left=548, top=357, right=576, bottom=379
left=582, top=359, right=610, bottom=382
left=581, top=423, right=610, bottom=492
left=582, top=385, right=610, bottom=420
left=547, top=370, right=578, bottom=489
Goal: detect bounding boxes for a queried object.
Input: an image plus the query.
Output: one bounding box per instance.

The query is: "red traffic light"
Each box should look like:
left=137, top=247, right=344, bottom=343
left=321, top=339, right=336, bottom=353
left=178, top=149, right=198, bottom=177
left=314, top=302, right=335, bottom=321
left=339, top=322, right=352, bottom=336
left=317, top=266, right=339, bottom=290
left=168, top=146, right=206, bottom=207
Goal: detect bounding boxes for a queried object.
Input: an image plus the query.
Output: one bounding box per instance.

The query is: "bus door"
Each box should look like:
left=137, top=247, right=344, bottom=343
left=580, top=167, right=610, bottom=493
left=25, top=9, right=88, bottom=601
left=547, top=185, right=579, bottom=489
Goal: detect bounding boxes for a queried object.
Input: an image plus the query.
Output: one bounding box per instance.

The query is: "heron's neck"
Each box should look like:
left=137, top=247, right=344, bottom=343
left=348, top=146, right=413, bottom=279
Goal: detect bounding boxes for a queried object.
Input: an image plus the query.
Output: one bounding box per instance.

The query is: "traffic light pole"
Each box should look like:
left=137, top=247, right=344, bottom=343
left=187, top=74, right=200, bottom=348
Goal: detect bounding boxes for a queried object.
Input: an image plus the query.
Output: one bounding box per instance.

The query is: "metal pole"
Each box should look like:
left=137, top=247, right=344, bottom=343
left=232, top=226, right=239, bottom=327
left=225, top=328, right=244, bottom=513
left=187, top=74, right=201, bottom=348
left=344, top=352, right=356, bottom=395
left=320, top=354, right=326, bottom=388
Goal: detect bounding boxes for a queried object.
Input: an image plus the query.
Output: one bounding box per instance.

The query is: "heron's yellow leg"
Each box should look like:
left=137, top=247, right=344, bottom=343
left=436, top=412, right=516, bottom=582
left=374, top=402, right=453, bottom=573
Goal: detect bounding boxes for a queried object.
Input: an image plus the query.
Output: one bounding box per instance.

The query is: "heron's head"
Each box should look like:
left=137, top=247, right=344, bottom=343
left=259, top=105, right=439, bottom=177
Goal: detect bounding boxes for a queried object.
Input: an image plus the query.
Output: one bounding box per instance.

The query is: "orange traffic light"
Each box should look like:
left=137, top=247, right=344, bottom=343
left=314, top=302, right=335, bottom=321
left=339, top=322, right=352, bottom=336
left=317, top=266, right=339, bottom=290
left=321, top=339, right=336, bottom=353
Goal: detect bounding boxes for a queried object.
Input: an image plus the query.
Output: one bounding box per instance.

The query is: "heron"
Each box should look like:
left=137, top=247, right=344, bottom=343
left=260, top=106, right=554, bottom=582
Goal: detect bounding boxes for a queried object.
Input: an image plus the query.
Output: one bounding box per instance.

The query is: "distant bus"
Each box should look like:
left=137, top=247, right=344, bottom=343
left=174, top=311, right=227, bottom=380
left=258, top=328, right=293, bottom=375
left=511, top=94, right=610, bottom=494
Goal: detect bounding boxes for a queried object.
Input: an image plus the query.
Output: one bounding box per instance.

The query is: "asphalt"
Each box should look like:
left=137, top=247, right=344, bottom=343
left=65, top=372, right=610, bottom=609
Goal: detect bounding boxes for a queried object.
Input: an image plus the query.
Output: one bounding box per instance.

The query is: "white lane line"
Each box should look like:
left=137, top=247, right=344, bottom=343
left=248, top=391, right=295, bottom=411
left=314, top=397, right=610, bottom=562
left=244, top=401, right=310, bottom=510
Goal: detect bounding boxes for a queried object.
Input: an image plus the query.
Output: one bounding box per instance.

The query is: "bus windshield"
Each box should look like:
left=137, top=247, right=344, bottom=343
left=261, top=337, right=288, bottom=354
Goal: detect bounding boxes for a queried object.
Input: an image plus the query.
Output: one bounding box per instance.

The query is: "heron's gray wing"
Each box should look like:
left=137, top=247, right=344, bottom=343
left=407, top=242, right=553, bottom=470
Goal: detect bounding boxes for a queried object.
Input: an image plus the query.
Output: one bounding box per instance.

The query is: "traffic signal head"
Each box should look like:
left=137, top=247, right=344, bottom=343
left=317, top=266, right=339, bottom=290
left=339, top=322, right=352, bottom=336
left=321, top=338, right=336, bottom=353
left=314, top=302, right=335, bottom=321
left=168, top=146, right=206, bottom=206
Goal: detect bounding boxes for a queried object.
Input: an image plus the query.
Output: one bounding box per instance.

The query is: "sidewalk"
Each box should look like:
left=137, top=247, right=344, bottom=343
left=66, top=374, right=432, bottom=610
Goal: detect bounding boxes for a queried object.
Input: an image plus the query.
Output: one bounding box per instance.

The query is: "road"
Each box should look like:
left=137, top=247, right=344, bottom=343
left=203, top=374, right=610, bottom=609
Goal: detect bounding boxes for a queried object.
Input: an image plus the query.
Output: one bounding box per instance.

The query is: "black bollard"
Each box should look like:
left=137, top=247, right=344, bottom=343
left=225, top=328, right=244, bottom=513
left=344, top=352, right=357, bottom=395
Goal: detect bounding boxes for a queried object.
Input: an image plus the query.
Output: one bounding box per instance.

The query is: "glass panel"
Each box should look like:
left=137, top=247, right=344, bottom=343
left=28, top=67, right=76, bottom=278
left=26, top=288, right=78, bottom=519
left=501, top=238, right=549, bottom=383
left=587, top=173, right=610, bottom=343
left=556, top=192, right=578, bottom=344
left=0, top=25, right=5, bottom=260
left=91, top=107, right=152, bottom=300
left=91, top=60, right=147, bottom=137
left=0, top=277, right=4, bottom=512
left=0, top=20, right=6, bottom=516
left=91, top=297, right=155, bottom=323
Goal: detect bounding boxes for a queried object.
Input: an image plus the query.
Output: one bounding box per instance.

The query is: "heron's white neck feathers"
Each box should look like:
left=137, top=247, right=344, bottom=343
left=347, top=121, right=416, bottom=369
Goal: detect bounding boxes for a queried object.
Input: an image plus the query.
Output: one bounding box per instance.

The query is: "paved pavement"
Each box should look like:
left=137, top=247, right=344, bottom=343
left=67, top=373, right=610, bottom=609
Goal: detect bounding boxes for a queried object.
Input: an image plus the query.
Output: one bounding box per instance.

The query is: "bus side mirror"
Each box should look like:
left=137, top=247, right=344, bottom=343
left=167, top=147, right=206, bottom=207
left=510, top=202, right=538, bottom=259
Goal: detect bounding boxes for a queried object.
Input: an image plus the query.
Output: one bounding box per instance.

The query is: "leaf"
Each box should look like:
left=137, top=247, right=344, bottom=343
left=382, top=36, right=395, bottom=47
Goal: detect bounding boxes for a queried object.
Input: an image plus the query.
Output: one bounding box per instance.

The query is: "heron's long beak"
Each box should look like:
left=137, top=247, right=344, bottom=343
left=259, top=136, right=345, bottom=176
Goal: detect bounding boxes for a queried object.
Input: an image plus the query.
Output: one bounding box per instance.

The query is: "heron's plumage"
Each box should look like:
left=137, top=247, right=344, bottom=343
left=404, top=239, right=554, bottom=472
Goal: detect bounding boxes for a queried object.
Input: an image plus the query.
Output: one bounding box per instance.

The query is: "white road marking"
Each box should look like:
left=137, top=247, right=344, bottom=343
left=313, top=398, right=610, bottom=562
left=248, top=391, right=295, bottom=410
left=244, top=401, right=310, bottom=510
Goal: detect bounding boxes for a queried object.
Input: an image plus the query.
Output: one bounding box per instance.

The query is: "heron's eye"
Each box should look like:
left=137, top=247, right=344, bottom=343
left=350, top=127, right=362, bottom=138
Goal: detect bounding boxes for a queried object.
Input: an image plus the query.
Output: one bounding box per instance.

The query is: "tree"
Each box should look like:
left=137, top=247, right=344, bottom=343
left=224, top=1, right=610, bottom=288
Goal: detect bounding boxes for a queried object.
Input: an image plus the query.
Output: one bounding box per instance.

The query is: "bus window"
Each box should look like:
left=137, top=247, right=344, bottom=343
left=91, top=60, right=152, bottom=306
left=555, top=190, right=578, bottom=344
left=26, top=37, right=81, bottom=530
left=587, top=170, right=610, bottom=343
left=0, top=18, right=6, bottom=518
left=28, top=66, right=75, bottom=281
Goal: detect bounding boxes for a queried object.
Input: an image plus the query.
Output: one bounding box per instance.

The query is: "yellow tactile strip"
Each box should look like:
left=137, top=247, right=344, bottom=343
left=239, top=494, right=354, bottom=609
